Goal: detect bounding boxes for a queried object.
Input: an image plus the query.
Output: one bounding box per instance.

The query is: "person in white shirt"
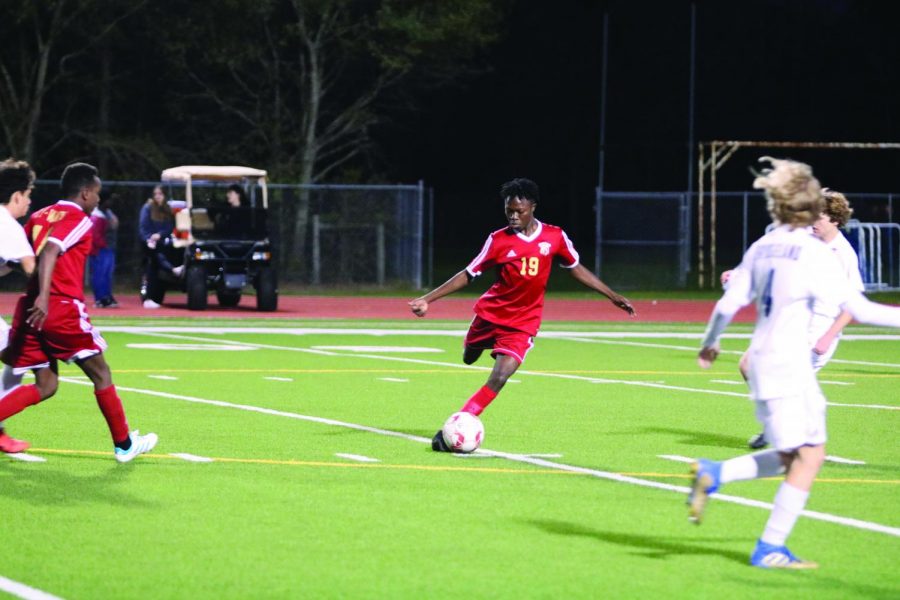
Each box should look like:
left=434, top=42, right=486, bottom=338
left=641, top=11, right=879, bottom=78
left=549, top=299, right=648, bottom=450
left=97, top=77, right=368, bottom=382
left=723, top=189, right=865, bottom=449
left=690, top=157, right=900, bottom=569
left=0, top=158, right=37, bottom=453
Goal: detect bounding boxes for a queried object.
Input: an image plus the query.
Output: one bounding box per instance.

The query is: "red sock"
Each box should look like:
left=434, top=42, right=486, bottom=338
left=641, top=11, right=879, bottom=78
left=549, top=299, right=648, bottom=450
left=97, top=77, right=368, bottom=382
left=95, top=385, right=130, bottom=445
left=460, top=385, right=498, bottom=416
left=0, top=384, right=42, bottom=421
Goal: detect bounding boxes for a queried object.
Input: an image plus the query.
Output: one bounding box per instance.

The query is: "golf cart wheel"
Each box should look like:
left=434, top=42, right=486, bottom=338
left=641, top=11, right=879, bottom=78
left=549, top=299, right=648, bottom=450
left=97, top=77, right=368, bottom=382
left=186, top=266, right=208, bottom=311
left=256, top=266, right=278, bottom=312
left=217, top=290, right=241, bottom=307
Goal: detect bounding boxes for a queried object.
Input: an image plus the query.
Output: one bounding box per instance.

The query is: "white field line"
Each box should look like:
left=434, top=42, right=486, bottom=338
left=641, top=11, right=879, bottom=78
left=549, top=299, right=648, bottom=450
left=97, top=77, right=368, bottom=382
left=818, top=380, right=855, bottom=386
left=123, top=331, right=900, bottom=411
left=58, top=376, right=900, bottom=539
left=0, top=576, right=64, bottom=600
left=148, top=375, right=178, bottom=381
left=335, top=453, right=380, bottom=463
left=709, top=379, right=746, bottom=386
left=5, top=453, right=47, bottom=463
left=170, top=453, right=214, bottom=463
left=658, top=454, right=694, bottom=463
left=659, top=453, right=865, bottom=467
left=264, top=377, right=294, bottom=382
left=378, top=378, right=409, bottom=383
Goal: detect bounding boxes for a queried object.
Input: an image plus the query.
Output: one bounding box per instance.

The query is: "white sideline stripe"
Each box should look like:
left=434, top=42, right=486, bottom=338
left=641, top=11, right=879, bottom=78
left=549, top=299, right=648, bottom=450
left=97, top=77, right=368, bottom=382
left=378, top=378, right=409, bottom=383
left=125, top=331, right=899, bottom=411
left=710, top=379, right=745, bottom=386
left=148, top=375, right=178, bottom=381
left=312, top=346, right=443, bottom=353
left=5, top=453, right=46, bottom=463
left=102, top=326, right=900, bottom=342
left=170, top=453, right=214, bottom=463
left=58, top=376, right=900, bottom=539
left=818, top=380, right=855, bottom=386
left=658, top=454, right=694, bottom=464
left=825, top=455, right=867, bottom=465
left=335, top=453, right=380, bottom=463
left=0, top=576, right=64, bottom=600
left=264, top=377, right=294, bottom=382
left=126, top=343, right=253, bottom=351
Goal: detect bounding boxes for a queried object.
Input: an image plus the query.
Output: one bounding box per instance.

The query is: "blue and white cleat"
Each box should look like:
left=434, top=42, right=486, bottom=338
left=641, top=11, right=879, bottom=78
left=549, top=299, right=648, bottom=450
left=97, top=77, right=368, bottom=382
left=750, top=540, right=818, bottom=569
left=687, top=459, right=721, bottom=524
left=114, top=430, right=159, bottom=463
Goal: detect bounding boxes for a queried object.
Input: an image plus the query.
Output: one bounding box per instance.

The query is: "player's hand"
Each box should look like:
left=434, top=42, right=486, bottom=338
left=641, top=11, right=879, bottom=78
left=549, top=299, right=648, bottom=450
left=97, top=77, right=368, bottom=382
left=408, top=298, right=428, bottom=317
left=813, top=334, right=834, bottom=355
left=698, top=344, right=719, bottom=369
left=26, top=296, right=49, bottom=330
left=611, top=295, right=636, bottom=317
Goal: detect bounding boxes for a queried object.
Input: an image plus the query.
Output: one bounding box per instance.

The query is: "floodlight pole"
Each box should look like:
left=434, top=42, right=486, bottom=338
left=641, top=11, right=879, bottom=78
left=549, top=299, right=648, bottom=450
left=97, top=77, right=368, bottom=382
left=595, top=9, right=610, bottom=276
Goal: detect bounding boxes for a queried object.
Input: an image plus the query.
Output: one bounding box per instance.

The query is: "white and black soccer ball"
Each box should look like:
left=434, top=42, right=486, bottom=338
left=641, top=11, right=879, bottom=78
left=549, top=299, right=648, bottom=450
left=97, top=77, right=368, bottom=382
left=441, top=411, right=485, bottom=453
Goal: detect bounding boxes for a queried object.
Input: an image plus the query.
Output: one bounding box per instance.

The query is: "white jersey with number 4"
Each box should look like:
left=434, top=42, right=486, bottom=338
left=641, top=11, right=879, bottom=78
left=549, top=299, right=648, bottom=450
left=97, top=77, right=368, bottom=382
left=704, top=225, right=895, bottom=400
left=0, top=204, right=34, bottom=347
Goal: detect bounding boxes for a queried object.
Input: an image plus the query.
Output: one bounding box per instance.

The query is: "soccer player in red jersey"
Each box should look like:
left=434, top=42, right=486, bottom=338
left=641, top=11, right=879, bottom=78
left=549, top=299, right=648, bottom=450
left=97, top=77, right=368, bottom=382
left=409, top=178, right=635, bottom=451
left=0, top=163, right=157, bottom=462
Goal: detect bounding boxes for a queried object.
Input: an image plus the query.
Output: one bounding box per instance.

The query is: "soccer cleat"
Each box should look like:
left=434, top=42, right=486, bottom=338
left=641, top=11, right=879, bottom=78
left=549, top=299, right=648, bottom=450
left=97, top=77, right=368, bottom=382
left=748, top=432, right=768, bottom=450
left=687, top=459, right=721, bottom=524
left=0, top=432, right=31, bottom=454
left=114, top=430, right=158, bottom=463
left=750, top=540, right=818, bottom=569
left=431, top=429, right=451, bottom=452
left=142, top=299, right=161, bottom=309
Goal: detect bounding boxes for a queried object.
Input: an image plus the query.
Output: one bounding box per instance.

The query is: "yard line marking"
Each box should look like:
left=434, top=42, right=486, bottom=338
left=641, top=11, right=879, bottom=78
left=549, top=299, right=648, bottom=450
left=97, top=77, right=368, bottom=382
left=818, top=380, right=855, bottom=386
left=170, top=453, right=214, bottom=463
left=126, top=343, right=254, bottom=351
left=148, top=375, right=178, bottom=381
left=825, top=455, right=866, bottom=465
left=0, top=575, right=65, bottom=600
left=378, top=377, right=409, bottom=383
left=5, top=453, right=47, bottom=463
left=58, top=376, right=900, bottom=538
left=264, top=377, right=294, bottom=382
left=658, top=454, right=694, bottom=463
left=125, top=331, right=900, bottom=411
left=335, top=453, right=380, bottom=463
left=312, top=346, right=444, bottom=353
left=710, top=379, right=745, bottom=386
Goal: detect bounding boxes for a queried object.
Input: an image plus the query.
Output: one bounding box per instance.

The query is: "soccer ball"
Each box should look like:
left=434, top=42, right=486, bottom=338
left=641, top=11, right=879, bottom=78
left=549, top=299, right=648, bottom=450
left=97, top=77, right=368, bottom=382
left=441, top=411, right=485, bottom=453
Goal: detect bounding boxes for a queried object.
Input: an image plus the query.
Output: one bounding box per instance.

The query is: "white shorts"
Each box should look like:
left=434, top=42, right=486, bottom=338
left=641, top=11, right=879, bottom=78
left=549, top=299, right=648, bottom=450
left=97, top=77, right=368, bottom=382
left=754, top=388, right=827, bottom=452
left=0, top=316, right=8, bottom=349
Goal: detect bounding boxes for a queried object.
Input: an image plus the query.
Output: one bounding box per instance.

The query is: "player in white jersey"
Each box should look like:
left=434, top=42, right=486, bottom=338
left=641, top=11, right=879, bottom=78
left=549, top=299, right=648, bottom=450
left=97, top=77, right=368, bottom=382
left=0, top=158, right=37, bottom=453
left=689, top=157, right=900, bottom=569
left=729, top=189, right=865, bottom=449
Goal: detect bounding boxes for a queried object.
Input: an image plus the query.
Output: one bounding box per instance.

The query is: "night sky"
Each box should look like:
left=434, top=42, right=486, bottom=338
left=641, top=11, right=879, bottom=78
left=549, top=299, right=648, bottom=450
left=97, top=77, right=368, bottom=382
left=381, top=0, right=900, bottom=256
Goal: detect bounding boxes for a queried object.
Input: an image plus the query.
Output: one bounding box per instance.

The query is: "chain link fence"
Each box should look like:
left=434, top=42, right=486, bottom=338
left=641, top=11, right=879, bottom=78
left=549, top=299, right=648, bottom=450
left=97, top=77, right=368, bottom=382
left=1, top=179, right=428, bottom=293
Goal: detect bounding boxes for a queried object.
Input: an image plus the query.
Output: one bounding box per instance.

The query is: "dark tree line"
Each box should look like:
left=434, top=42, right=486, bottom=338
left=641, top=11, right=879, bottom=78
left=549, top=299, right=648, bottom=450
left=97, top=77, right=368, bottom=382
left=0, top=0, right=507, bottom=182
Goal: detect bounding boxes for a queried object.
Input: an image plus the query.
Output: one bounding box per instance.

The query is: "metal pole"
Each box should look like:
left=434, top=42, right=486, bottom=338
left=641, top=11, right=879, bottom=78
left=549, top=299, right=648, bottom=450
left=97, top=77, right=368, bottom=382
left=710, top=142, right=718, bottom=287
left=427, top=186, right=434, bottom=288
left=686, top=2, right=696, bottom=196
left=595, top=9, right=609, bottom=276
left=697, top=143, right=705, bottom=287
left=742, top=192, right=748, bottom=253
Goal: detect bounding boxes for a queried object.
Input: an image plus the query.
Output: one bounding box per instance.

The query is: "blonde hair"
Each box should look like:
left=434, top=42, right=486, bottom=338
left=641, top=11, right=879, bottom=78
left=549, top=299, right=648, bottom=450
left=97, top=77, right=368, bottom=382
left=821, top=188, right=853, bottom=227
left=752, top=157, right=823, bottom=226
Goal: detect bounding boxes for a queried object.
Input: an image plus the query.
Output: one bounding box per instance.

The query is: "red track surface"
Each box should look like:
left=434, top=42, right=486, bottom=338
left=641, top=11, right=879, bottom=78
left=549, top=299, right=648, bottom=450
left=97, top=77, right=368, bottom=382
left=0, top=292, right=757, bottom=323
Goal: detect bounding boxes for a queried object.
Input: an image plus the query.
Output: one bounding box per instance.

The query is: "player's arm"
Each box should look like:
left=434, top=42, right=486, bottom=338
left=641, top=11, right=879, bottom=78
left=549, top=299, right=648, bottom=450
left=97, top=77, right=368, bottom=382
left=813, top=310, right=854, bottom=355
left=409, top=270, right=472, bottom=317
left=567, top=264, right=635, bottom=316
left=699, top=264, right=753, bottom=368
left=26, top=242, right=62, bottom=330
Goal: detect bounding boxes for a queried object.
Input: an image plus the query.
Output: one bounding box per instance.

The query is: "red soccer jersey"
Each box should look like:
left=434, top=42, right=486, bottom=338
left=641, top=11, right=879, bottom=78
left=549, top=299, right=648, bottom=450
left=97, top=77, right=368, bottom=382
left=466, top=220, right=579, bottom=335
left=25, top=200, right=93, bottom=300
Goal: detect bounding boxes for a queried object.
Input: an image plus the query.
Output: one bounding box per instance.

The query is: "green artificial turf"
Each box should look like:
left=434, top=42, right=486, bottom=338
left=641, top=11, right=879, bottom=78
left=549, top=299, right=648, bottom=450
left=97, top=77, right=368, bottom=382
left=1, top=321, right=897, bottom=598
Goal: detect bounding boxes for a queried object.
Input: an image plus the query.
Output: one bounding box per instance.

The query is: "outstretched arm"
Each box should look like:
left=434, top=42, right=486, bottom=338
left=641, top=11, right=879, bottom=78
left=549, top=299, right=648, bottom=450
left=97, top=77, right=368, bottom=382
left=567, top=264, right=635, bottom=316
left=409, top=270, right=471, bottom=317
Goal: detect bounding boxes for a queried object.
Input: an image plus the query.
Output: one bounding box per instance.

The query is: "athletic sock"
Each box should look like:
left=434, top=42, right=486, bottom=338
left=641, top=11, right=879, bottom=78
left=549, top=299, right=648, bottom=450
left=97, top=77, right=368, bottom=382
left=0, top=384, right=42, bottom=421
left=720, top=450, right=784, bottom=483
left=460, top=385, right=498, bottom=416
left=761, top=482, right=809, bottom=547
left=94, top=385, right=130, bottom=447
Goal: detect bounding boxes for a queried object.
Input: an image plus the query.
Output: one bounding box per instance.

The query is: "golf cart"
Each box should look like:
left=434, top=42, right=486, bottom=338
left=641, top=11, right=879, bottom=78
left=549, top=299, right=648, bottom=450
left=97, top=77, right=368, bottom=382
left=142, top=165, right=278, bottom=311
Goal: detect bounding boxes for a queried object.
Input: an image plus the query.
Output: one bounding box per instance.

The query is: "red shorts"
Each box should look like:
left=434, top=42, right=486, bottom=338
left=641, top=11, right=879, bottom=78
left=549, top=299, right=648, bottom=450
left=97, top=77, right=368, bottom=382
left=5, top=295, right=107, bottom=374
left=464, top=315, right=534, bottom=364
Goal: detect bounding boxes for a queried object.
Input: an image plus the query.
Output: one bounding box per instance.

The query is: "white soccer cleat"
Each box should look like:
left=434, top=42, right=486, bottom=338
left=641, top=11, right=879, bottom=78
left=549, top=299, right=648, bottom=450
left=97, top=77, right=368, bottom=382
left=114, top=430, right=158, bottom=463
left=142, top=299, right=161, bottom=309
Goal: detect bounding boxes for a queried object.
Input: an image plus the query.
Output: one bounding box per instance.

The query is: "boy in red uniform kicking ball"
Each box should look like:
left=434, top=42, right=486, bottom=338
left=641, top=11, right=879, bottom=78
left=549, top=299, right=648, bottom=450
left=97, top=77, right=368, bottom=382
left=409, top=178, right=635, bottom=451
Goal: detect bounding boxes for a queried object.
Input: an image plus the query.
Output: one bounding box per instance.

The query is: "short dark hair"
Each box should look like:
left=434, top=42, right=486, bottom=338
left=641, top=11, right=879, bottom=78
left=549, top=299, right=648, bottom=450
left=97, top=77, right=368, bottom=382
left=0, top=158, right=36, bottom=205
left=500, top=178, right=539, bottom=204
left=61, top=162, right=99, bottom=198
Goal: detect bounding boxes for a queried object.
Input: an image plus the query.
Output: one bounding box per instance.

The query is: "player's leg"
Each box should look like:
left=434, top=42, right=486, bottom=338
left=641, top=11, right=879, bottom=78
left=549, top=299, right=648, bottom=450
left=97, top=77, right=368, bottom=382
left=463, top=346, right=484, bottom=365
left=0, top=365, right=29, bottom=452
left=77, top=353, right=158, bottom=462
left=740, top=351, right=768, bottom=449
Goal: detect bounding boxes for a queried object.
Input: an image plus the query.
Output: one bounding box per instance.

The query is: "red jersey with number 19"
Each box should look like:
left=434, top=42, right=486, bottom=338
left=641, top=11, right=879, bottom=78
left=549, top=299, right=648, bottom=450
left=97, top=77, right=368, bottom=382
left=25, top=200, right=93, bottom=300
left=465, top=220, right=579, bottom=336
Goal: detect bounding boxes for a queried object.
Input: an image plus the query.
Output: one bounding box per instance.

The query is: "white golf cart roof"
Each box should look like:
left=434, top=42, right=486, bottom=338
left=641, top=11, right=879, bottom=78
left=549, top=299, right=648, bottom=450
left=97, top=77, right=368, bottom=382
left=161, top=165, right=268, bottom=208
left=161, top=165, right=267, bottom=182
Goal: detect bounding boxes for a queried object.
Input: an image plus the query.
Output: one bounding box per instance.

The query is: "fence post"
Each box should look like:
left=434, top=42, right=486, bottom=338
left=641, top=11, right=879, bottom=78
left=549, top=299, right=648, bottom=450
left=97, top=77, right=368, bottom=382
left=312, top=214, right=321, bottom=285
